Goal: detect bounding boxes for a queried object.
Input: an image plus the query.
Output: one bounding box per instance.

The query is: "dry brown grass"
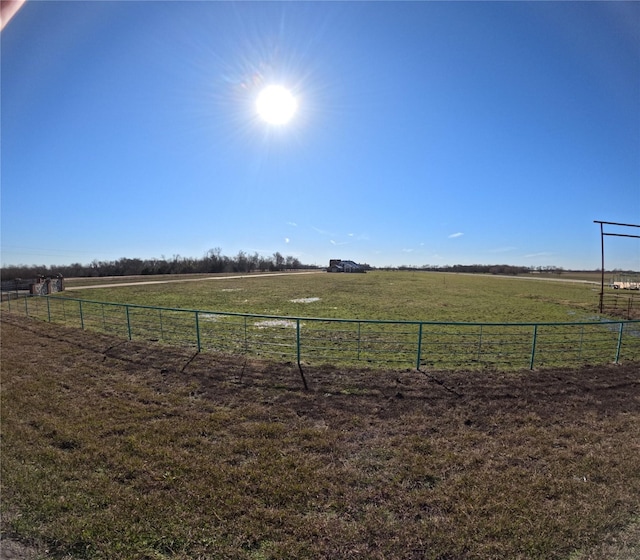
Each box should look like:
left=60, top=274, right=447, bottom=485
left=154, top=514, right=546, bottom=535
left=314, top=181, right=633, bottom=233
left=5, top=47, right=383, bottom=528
left=2, top=313, right=639, bottom=559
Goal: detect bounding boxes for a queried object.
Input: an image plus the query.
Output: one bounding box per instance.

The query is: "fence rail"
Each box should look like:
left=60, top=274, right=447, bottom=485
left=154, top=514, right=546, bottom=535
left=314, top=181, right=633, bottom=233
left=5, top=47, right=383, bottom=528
left=600, top=291, right=640, bottom=320
left=3, top=295, right=639, bottom=371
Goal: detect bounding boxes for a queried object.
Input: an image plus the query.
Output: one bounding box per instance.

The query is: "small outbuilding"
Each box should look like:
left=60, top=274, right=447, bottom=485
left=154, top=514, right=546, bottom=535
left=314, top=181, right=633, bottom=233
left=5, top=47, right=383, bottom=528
left=327, top=259, right=366, bottom=273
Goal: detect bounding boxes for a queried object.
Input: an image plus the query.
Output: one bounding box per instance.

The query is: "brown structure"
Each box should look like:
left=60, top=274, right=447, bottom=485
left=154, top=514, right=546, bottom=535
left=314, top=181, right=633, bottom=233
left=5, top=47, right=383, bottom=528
left=0, top=275, right=64, bottom=300
left=30, top=275, right=65, bottom=296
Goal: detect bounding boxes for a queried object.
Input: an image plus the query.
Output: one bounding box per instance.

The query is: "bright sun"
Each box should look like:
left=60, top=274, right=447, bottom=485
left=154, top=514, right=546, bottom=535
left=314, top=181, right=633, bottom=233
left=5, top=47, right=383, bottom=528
left=256, top=85, right=298, bottom=125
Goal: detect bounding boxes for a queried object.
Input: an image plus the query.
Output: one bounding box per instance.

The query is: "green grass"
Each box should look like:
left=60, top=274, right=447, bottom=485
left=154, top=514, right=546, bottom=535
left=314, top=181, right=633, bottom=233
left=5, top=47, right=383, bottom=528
left=60, top=271, right=601, bottom=323
left=5, top=272, right=638, bottom=371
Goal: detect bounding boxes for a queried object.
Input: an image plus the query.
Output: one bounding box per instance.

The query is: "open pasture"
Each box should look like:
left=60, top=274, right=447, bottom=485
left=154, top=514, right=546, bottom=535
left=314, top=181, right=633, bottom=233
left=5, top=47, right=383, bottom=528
left=63, top=271, right=601, bottom=323
left=13, top=272, right=639, bottom=371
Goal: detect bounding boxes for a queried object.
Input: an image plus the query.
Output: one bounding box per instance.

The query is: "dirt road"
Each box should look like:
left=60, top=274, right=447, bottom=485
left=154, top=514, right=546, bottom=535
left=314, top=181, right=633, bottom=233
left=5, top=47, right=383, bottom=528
left=65, top=270, right=324, bottom=291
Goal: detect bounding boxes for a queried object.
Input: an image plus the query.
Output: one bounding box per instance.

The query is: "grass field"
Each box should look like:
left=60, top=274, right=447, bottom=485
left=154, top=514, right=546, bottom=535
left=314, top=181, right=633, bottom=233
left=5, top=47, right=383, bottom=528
left=62, top=271, right=602, bottom=323
left=2, top=313, right=639, bottom=560
left=8, top=271, right=639, bottom=371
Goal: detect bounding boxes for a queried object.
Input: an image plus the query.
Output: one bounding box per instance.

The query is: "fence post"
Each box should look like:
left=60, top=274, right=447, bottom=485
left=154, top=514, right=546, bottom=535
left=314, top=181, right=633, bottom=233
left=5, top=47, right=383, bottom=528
left=416, top=323, right=423, bottom=370
left=195, top=311, right=201, bottom=351
left=24, top=296, right=28, bottom=316
left=46, top=297, right=51, bottom=322
left=296, top=318, right=302, bottom=367
left=126, top=305, right=132, bottom=340
left=79, top=300, right=85, bottom=330
left=615, top=322, right=624, bottom=364
left=529, top=325, right=538, bottom=370
left=296, top=318, right=308, bottom=390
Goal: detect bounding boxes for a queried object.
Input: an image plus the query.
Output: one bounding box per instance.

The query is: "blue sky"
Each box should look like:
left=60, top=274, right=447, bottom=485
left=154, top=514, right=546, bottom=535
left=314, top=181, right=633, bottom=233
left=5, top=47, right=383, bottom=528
left=2, top=1, right=639, bottom=270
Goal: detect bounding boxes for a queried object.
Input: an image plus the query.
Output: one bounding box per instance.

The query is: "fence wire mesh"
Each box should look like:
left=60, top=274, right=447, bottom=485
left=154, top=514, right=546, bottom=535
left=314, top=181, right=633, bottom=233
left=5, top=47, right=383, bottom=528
left=3, top=295, right=639, bottom=370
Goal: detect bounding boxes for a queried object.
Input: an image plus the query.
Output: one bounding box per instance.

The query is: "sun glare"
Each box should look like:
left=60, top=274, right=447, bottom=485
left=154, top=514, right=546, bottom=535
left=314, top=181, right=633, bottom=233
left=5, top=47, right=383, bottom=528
left=256, top=85, right=298, bottom=125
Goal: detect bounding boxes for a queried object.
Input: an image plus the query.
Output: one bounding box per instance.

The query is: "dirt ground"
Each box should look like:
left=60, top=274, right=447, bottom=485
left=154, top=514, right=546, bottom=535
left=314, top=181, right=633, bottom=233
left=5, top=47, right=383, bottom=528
left=1, top=313, right=639, bottom=559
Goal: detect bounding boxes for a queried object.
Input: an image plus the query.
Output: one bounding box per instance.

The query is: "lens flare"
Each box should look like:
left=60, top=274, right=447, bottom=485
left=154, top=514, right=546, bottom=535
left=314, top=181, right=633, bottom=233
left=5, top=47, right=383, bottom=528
left=256, top=85, right=298, bottom=125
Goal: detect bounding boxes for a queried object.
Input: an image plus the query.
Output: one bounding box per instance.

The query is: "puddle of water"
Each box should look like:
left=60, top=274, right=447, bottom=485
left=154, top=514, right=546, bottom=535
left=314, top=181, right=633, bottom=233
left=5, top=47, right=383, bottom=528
left=200, top=313, right=221, bottom=322
left=290, top=297, right=320, bottom=303
left=254, top=319, right=297, bottom=329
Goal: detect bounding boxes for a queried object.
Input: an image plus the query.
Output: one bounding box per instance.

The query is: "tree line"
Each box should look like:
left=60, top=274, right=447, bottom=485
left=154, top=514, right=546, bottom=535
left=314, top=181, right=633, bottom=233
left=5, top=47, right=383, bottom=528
left=381, top=264, right=557, bottom=275
left=2, top=253, right=619, bottom=281
left=0, top=248, right=316, bottom=280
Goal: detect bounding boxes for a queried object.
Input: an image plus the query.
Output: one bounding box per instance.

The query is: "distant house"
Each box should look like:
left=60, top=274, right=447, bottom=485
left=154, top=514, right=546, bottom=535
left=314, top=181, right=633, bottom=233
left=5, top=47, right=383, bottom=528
left=327, top=259, right=366, bottom=273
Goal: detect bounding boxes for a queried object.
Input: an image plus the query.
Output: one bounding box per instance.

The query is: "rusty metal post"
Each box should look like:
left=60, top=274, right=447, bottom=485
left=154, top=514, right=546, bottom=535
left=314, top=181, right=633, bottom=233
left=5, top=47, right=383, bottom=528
left=599, top=221, right=605, bottom=313
left=594, top=220, right=640, bottom=315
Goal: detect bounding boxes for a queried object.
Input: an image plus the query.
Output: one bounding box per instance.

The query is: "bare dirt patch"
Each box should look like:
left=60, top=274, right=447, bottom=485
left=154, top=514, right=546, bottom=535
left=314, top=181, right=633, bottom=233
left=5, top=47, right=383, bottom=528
left=1, top=312, right=639, bottom=559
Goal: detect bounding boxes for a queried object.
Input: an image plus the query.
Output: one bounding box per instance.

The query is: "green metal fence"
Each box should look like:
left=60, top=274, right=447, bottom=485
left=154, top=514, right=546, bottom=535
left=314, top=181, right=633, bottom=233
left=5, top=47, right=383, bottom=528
left=3, top=295, right=640, bottom=371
